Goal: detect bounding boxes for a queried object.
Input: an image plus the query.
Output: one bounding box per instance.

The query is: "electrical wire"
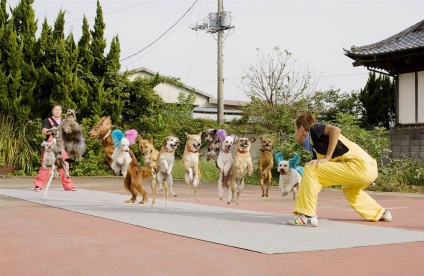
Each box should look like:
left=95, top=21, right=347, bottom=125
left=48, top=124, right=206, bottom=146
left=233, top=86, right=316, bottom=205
left=120, top=0, right=200, bottom=62
left=67, top=0, right=157, bottom=23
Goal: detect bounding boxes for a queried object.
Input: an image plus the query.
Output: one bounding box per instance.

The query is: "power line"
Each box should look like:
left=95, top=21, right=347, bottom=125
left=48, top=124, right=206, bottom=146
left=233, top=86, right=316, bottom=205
left=120, top=0, right=200, bottom=62
left=67, top=0, right=157, bottom=23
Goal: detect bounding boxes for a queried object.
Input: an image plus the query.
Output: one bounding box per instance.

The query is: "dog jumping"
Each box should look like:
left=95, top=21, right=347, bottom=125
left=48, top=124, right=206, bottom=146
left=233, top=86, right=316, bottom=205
left=45, top=126, right=70, bottom=179
left=275, top=153, right=303, bottom=200
left=41, top=139, right=56, bottom=173
left=59, top=109, right=86, bottom=162
left=138, top=135, right=160, bottom=198
left=155, top=136, right=179, bottom=205
left=111, top=130, right=133, bottom=178
left=230, top=136, right=256, bottom=205
left=202, top=129, right=220, bottom=161
left=216, top=130, right=236, bottom=203
left=87, top=116, right=150, bottom=204
left=258, top=135, right=275, bottom=197
left=182, top=132, right=202, bottom=201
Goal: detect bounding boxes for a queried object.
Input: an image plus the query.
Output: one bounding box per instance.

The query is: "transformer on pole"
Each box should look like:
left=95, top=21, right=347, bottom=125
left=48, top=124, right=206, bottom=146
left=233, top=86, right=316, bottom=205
left=190, top=0, right=235, bottom=125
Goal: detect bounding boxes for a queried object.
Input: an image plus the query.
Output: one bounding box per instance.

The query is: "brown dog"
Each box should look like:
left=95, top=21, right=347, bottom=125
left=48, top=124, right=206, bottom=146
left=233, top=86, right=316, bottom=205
left=87, top=116, right=150, bottom=204
left=156, top=136, right=179, bottom=205
left=230, top=136, right=256, bottom=205
left=258, top=135, right=275, bottom=197
left=182, top=132, right=202, bottom=201
left=138, top=135, right=159, bottom=179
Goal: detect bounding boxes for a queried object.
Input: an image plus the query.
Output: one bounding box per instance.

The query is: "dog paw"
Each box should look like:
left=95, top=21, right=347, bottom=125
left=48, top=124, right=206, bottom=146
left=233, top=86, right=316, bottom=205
left=282, top=191, right=288, bottom=197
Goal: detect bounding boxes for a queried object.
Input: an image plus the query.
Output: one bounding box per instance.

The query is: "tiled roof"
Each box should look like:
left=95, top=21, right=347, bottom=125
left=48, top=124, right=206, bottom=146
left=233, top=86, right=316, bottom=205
left=345, top=19, right=424, bottom=56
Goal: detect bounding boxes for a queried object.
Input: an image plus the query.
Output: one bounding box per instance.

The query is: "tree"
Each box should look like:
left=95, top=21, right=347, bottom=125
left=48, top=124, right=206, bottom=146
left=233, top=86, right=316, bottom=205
left=359, top=72, right=395, bottom=129
left=240, top=47, right=318, bottom=137
left=241, top=47, right=317, bottom=112
left=0, top=0, right=8, bottom=28
left=310, top=88, right=362, bottom=122
left=90, top=0, right=106, bottom=78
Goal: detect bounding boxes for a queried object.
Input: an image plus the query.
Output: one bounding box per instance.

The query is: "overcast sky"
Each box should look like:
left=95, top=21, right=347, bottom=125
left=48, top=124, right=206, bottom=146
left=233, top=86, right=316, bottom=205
left=7, top=0, right=424, bottom=101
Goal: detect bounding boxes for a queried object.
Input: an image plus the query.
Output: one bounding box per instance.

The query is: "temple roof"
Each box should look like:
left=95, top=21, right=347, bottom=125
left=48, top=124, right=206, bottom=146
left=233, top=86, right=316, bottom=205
left=344, top=19, right=424, bottom=75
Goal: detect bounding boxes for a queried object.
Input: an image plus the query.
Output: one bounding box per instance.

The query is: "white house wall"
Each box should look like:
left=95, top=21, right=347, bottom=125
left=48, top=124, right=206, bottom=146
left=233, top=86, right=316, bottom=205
left=419, top=71, right=424, bottom=123
left=398, top=73, right=416, bottom=124
left=154, top=83, right=211, bottom=107
left=193, top=112, right=241, bottom=122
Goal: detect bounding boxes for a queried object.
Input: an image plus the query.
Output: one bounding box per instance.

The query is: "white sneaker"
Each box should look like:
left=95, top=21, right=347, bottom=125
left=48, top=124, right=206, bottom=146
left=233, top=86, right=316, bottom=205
left=379, top=210, right=392, bottom=222
left=286, top=214, right=318, bottom=227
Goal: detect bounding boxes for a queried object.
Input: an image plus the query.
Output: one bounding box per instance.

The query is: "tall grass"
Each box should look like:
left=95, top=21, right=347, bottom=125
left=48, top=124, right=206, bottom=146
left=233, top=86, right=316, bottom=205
left=0, top=113, right=39, bottom=173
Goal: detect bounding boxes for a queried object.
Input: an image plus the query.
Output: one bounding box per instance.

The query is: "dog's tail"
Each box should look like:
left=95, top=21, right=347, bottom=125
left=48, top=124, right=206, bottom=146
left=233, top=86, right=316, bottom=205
left=140, top=167, right=152, bottom=179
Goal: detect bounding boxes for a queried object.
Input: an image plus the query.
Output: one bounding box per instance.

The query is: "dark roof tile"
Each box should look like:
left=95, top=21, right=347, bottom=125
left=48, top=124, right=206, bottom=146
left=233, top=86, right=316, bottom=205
left=345, top=19, right=424, bottom=56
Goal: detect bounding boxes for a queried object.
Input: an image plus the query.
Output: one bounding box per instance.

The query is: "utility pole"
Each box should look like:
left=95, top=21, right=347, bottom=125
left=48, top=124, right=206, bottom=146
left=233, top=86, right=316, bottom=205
left=190, top=0, right=234, bottom=125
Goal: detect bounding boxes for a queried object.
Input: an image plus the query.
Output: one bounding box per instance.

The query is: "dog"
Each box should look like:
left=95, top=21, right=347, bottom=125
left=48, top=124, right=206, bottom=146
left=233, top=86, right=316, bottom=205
left=155, top=136, right=179, bottom=205
left=137, top=135, right=160, bottom=192
left=60, top=109, right=86, bottom=162
left=41, top=139, right=56, bottom=173
left=275, top=153, right=302, bottom=200
left=202, top=129, right=220, bottom=161
left=258, top=135, right=275, bottom=197
left=111, top=130, right=132, bottom=178
left=182, top=132, right=202, bottom=201
left=230, top=136, right=256, bottom=204
left=216, top=134, right=235, bottom=203
left=87, top=116, right=150, bottom=204
left=45, top=127, right=70, bottom=179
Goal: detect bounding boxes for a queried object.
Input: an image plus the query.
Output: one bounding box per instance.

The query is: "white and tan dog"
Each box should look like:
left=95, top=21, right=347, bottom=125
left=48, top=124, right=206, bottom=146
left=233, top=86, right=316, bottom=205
left=41, top=139, right=57, bottom=173
left=217, top=135, right=235, bottom=203
left=230, top=136, right=256, bottom=205
left=275, top=153, right=302, bottom=200
left=111, top=137, right=132, bottom=178
left=182, top=132, right=202, bottom=201
left=155, top=136, right=179, bottom=205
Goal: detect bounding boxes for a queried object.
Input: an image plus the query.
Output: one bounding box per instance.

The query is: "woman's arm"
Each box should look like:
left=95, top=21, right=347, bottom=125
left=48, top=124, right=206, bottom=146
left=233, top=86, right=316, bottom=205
left=322, top=124, right=341, bottom=161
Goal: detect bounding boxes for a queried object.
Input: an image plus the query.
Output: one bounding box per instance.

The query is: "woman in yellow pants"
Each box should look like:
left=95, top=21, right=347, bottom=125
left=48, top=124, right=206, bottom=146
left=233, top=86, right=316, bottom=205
left=286, top=113, right=392, bottom=227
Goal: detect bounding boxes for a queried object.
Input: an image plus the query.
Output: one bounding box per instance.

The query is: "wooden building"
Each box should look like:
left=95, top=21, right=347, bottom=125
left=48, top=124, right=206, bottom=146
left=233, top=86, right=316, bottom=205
left=344, top=19, right=424, bottom=161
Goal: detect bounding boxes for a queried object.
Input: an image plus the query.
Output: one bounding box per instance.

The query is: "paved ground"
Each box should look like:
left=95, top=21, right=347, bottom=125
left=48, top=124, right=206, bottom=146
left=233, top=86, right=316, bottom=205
left=1, top=176, right=424, bottom=275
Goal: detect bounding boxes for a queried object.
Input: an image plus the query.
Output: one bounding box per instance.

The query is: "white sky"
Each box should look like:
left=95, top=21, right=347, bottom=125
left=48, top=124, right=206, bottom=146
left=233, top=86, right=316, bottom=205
left=7, top=0, right=424, bottom=101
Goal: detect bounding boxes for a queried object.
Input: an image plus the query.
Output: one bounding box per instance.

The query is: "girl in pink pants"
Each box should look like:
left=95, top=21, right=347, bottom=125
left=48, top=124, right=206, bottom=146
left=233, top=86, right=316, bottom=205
left=34, top=104, right=75, bottom=192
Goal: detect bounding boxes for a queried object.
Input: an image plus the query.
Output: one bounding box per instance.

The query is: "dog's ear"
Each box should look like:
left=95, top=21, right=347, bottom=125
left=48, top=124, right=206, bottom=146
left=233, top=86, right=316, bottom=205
left=198, top=131, right=203, bottom=137
left=271, top=136, right=276, bottom=142
left=185, top=132, right=190, bottom=138
left=249, top=136, right=256, bottom=143
left=258, top=135, right=263, bottom=141
left=137, top=134, right=143, bottom=141
left=162, top=137, right=168, bottom=147
left=148, top=137, right=153, bottom=144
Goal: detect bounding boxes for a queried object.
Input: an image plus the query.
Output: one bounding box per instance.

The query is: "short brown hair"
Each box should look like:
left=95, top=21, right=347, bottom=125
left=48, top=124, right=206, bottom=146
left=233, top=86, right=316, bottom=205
left=295, top=112, right=316, bottom=132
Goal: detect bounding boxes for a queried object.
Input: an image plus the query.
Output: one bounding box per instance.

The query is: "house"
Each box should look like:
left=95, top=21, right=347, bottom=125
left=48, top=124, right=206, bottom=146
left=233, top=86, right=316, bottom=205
left=128, top=67, right=248, bottom=122
left=344, top=19, right=424, bottom=161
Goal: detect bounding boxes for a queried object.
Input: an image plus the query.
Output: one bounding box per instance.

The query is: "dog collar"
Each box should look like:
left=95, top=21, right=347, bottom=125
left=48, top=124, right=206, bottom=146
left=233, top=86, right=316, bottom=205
left=102, top=130, right=111, bottom=140
left=237, top=149, right=248, bottom=154
left=259, top=149, right=272, bottom=152
left=186, top=145, right=198, bottom=153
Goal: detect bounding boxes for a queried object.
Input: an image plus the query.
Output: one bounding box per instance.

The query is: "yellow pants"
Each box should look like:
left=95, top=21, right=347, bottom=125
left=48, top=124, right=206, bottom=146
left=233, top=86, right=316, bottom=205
left=294, top=135, right=385, bottom=221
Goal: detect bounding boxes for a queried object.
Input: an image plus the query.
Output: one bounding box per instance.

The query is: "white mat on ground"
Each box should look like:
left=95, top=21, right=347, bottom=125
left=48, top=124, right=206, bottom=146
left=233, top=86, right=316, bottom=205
left=2, top=188, right=424, bottom=254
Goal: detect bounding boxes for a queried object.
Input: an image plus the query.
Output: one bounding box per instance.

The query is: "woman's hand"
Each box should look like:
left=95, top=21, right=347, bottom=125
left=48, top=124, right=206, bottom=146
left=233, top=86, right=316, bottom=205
left=307, top=157, right=330, bottom=168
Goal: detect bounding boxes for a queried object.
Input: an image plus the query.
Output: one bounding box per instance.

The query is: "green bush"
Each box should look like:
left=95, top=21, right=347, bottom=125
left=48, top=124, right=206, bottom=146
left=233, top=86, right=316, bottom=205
left=0, top=113, right=41, bottom=173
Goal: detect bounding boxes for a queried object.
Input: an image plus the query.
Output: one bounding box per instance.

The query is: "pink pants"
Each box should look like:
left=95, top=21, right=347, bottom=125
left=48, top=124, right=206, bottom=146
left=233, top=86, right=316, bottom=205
left=34, top=148, right=74, bottom=190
